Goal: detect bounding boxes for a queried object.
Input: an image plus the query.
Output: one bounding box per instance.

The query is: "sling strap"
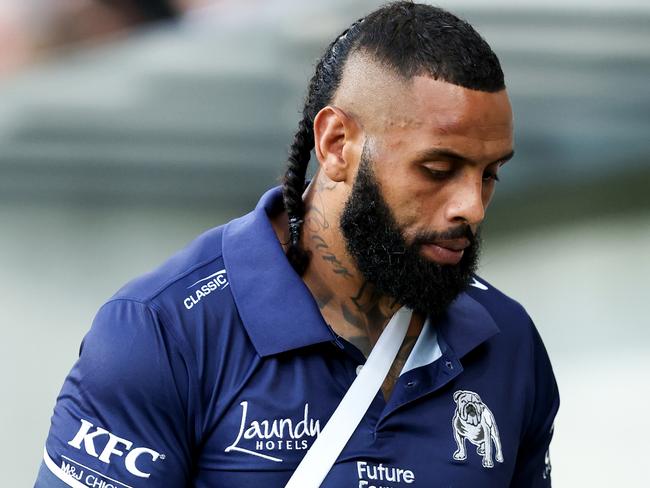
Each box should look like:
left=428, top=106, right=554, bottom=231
left=285, top=307, right=413, bottom=488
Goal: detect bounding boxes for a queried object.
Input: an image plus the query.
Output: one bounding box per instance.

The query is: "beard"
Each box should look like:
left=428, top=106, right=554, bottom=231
left=339, top=145, right=481, bottom=317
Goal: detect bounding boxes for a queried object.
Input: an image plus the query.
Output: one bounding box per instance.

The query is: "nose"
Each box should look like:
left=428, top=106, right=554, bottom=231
left=444, top=174, right=486, bottom=226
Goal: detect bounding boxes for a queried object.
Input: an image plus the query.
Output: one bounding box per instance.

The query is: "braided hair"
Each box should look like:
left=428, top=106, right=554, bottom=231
left=282, top=1, right=505, bottom=275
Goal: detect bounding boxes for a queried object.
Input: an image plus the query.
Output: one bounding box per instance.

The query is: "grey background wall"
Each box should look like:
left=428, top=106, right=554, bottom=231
left=1, top=0, right=648, bottom=485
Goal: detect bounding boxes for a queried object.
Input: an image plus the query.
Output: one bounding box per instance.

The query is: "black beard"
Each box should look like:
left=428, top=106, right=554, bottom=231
left=339, top=147, right=481, bottom=317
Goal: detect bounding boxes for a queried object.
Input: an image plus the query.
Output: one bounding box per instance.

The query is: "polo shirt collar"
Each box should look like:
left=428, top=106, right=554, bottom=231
left=437, top=291, right=500, bottom=359
left=222, top=186, right=500, bottom=359
left=222, top=187, right=336, bottom=357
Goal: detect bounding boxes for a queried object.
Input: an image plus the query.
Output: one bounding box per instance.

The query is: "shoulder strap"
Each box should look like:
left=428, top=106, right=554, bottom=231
left=285, top=307, right=413, bottom=488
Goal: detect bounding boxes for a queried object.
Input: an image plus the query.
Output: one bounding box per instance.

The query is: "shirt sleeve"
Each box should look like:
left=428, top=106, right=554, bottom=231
left=35, top=298, right=197, bottom=488
left=510, top=322, right=560, bottom=487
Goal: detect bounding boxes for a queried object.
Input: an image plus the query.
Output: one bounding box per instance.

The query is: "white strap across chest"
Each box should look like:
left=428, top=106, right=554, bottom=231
left=285, top=307, right=413, bottom=488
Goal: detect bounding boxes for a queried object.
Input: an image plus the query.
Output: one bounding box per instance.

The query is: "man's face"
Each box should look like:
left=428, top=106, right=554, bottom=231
left=339, top=78, right=514, bottom=315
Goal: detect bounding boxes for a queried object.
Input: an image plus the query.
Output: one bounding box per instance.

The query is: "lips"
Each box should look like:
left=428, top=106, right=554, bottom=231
left=420, top=239, right=470, bottom=265
left=432, top=239, right=470, bottom=252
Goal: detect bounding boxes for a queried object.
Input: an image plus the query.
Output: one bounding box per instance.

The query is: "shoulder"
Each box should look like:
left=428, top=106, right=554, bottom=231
left=76, top=223, right=231, bottom=378
left=114, top=224, right=228, bottom=305
left=465, top=274, right=536, bottom=339
left=463, top=273, right=557, bottom=380
left=466, top=274, right=558, bottom=398
left=105, top=222, right=241, bottom=339
left=86, top=220, right=255, bottom=380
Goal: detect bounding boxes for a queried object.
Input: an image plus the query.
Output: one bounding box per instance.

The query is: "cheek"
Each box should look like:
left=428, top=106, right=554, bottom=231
left=388, top=185, right=449, bottom=236
left=376, top=174, right=420, bottom=218
left=372, top=162, right=446, bottom=232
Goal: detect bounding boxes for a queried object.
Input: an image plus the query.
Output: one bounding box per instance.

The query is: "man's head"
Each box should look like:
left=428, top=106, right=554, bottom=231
left=339, top=139, right=482, bottom=315
left=282, top=1, right=514, bottom=311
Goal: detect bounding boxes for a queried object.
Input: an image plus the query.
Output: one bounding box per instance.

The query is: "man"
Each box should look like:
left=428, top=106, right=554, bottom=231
left=35, top=2, right=559, bottom=487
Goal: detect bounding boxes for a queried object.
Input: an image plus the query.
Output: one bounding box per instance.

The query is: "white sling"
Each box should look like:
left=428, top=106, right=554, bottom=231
left=285, top=307, right=413, bottom=488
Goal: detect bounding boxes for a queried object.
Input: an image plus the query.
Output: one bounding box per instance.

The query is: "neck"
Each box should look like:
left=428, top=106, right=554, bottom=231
left=272, top=173, right=421, bottom=357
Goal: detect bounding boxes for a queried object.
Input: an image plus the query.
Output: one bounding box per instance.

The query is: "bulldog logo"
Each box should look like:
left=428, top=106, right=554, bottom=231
left=452, top=390, right=504, bottom=468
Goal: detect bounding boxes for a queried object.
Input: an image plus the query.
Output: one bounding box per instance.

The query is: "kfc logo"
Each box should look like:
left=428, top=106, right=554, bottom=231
left=68, top=419, right=163, bottom=478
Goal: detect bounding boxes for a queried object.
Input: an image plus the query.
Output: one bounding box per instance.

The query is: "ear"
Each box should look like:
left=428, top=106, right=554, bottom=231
left=313, top=105, right=363, bottom=183
left=453, top=390, right=464, bottom=402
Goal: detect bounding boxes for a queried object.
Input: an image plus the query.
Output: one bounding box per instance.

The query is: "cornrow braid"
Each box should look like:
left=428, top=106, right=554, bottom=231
left=282, top=18, right=365, bottom=275
left=281, top=2, right=505, bottom=275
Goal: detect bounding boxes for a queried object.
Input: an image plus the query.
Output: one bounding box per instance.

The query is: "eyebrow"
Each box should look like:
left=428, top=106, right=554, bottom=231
left=413, top=148, right=515, bottom=166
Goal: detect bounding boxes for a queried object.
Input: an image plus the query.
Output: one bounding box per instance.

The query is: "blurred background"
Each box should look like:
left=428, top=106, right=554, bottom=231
left=1, top=0, right=648, bottom=485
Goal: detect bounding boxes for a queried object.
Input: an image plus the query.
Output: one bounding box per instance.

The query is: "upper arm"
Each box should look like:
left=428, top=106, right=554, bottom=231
left=35, top=299, right=197, bottom=488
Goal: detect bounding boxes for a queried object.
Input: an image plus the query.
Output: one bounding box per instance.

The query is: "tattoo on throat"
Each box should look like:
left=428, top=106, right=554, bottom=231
left=304, top=176, right=337, bottom=234
left=347, top=281, right=392, bottom=330
left=311, top=235, right=354, bottom=279
left=304, top=175, right=412, bottom=372
left=304, top=205, right=329, bottom=233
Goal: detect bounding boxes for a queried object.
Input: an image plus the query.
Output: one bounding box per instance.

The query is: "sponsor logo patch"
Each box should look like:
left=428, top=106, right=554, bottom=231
left=469, top=277, right=488, bottom=291
left=451, top=390, right=504, bottom=469
left=357, top=461, right=416, bottom=487
left=63, top=419, right=164, bottom=486
left=543, top=424, right=554, bottom=480
left=224, top=401, right=321, bottom=463
left=183, top=269, right=228, bottom=310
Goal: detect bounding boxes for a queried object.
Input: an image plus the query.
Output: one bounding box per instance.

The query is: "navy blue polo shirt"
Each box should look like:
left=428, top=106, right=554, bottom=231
left=36, top=187, right=559, bottom=488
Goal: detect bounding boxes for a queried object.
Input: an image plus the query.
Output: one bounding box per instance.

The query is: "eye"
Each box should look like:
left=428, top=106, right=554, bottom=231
left=482, top=171, right=500, bottom=183
left=424, top=167, right=454, bottom=180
